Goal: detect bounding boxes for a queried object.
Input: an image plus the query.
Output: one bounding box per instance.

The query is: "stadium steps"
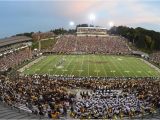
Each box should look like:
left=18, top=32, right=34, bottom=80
left=132, top=112, right=160, bottom=119
left=0, top=103, right=39, bottom=119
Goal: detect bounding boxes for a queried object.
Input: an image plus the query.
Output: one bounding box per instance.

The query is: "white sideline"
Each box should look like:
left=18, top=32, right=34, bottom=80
left=140, top=58, right=160, bottom=73
left=18, top=56, right=46, bottom=72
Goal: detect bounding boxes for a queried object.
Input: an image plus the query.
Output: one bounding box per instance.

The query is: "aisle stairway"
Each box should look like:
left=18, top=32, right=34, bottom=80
left=0, top=103, right=39, bottom=119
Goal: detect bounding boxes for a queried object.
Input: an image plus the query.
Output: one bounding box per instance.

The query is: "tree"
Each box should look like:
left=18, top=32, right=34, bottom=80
left=109, top=26, right=160, bottom=52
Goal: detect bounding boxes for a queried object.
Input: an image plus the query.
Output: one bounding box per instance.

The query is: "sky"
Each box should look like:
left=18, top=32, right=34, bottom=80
left=0, top=0, right=160, bottom=38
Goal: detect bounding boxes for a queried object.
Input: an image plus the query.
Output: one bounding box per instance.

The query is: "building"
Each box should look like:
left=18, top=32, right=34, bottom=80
left=0, top=36, right=32, bottom=53
left=76, top=27, right=108, bottom=37
left=0, top=36, right=32, bottom=47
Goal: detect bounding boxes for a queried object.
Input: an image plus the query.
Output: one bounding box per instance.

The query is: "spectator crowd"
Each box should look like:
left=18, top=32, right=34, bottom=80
left=52, top=35, right=131, bottom=55
left=0, top=75, right=160, bottom=119
left=0, top=47, right=31, bottom=71
left=150, top=52, right=160, bottom=66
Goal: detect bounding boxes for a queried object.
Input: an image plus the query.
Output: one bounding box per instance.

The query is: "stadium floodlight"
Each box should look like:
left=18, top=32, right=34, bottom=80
left=89, top=13, right=96, bottom=21
left=69, top=21, right=75, bottom=27
left=89, top=13, right=96, bottom=25
left=108, top=21, right=114, bottom=27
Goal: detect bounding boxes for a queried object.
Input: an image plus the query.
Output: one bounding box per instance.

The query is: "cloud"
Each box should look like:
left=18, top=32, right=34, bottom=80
left=1, top=0, right=160, bottom=38
left=122, top=0, right=160, bottom=24
left=51, top=0, right=160, bottom=28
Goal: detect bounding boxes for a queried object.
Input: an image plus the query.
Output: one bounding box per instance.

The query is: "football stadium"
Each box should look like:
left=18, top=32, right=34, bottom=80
left=0, top=1, right=160, bottom=119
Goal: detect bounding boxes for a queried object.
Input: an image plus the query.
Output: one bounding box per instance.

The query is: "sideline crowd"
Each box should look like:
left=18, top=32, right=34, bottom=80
left=0, top=75, right=160, bottom=119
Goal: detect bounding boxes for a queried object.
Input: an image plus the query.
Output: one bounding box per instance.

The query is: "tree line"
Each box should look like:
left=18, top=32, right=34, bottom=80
left=109, top=26, right=160, bottom=52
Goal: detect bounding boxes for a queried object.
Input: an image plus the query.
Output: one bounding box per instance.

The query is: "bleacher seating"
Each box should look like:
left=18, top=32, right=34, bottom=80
left=150, top=52, right=160, bottom=65
left=53, top=35, right=131, bottom=54
left=0, top=47, right=31, bottom=71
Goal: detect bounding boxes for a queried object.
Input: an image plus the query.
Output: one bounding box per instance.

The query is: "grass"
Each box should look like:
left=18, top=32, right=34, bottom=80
left=31, top=37, right=57, bottom=50
left=23, top=55, right=160, bottom=77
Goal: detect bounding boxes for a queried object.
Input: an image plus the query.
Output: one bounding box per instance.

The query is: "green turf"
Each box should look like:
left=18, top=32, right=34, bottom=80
left=31, top=37, right=57, bottom=50
left=23, top=55, right=160, bottom=77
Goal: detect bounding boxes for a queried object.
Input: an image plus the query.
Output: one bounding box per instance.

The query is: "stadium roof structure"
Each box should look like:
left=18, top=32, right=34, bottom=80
left=0, top=36, right=32, bottom=48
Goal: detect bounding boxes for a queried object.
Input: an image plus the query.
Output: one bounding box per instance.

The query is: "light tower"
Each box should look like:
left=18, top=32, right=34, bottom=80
left=89, top=13, right=96, bottom=26
left=69, top=21, right=75, bottom=26
left=108, top=21, right=114, bottom=28
left=69, top=21, right=75, bottom=28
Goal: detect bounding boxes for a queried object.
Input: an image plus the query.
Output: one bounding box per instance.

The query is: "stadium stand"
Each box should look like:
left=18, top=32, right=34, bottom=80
left=0, top=47, right=31, bottom=71
left=0, top=75, right=159, bottom=119
left=52, top=35, right=131, bottom=54
left=0, top=36, right=32, bottom=72
left=150, top=52, right=160, bottom=65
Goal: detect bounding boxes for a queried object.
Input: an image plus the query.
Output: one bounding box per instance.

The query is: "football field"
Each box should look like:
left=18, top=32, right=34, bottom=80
left=23, top=55, right=160, bottom=77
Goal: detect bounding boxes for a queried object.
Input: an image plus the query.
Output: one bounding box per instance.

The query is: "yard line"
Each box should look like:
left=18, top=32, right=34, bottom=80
left=102, top=56, right=116, bottom=77
left=123, top=58, right=137, bottom=77
left=139, top=59, right=153, bottom=77
left=113, top=57, right=128, bottom=77
left=79, top=55, right=84, bottom=76
left=53, top=55, right=63, bottom=75
left=62, top=55, right=74, bottom=76
left=134, top=58, right=150, bottom=77
left=119, top=57, right=132, bottom=77
left=129, top=58, right=144, bottom=77
left=113, top=56, right=126, bottom=77
left=94, top=55, right=98, bottom=77
left=30, top=57, right=49, bottom=74
left=140, top=58, right=160, bottom=77
left=60, top=55, right=71, bottom=76
left=37, top=56, right=57, bottom=75
left=53, top=55, right=68, bottom=75
left=70, top=55, right=78, bottom=76
left=121, top=58, right=130, bottom=76
left=110, top=56, right=124, bottom=77
left=99, top=55, right=107, bottom=77
left=140, top=58, right=160, bottom=75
